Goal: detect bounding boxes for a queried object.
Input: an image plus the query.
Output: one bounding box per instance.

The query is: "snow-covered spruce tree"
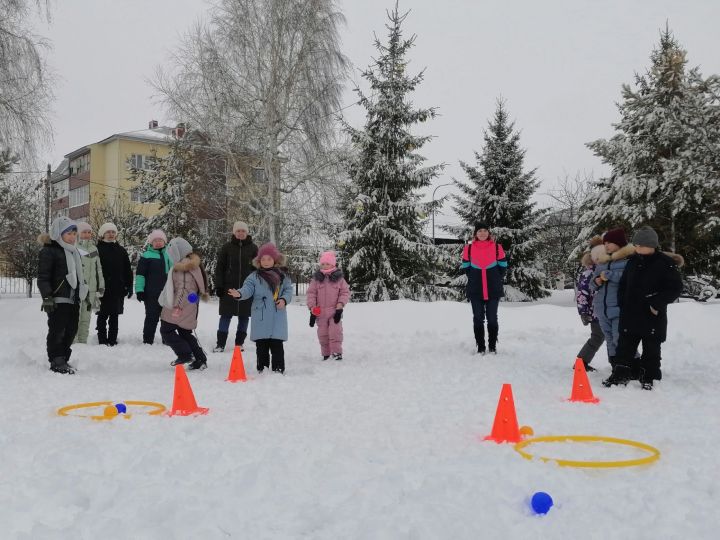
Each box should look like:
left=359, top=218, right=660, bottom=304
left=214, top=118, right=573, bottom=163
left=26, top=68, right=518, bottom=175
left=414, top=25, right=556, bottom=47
left=578, top=28, right=720, bottom=275
left=337, top=7, right=445, bottom=301
left=128, top=137, right=227, bottom=286
left=448, top=100, right=548, bottom=300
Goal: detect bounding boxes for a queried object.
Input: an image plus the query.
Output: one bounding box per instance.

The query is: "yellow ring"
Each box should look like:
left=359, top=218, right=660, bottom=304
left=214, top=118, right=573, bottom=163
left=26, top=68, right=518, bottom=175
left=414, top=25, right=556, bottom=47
left=514, top=435, right=660, bottom=468
left=57, top=401, right=166, bottom=421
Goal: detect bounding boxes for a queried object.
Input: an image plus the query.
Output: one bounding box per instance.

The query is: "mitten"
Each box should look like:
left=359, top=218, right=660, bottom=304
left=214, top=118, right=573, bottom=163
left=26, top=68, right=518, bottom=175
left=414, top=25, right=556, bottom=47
left=309, top=313, right=316, bottom=327
left=333, top=308, right=343, bottom=324
left=136, top=291, right=145, bottom=302
left=41, top=297, right=56, bottom=313
left=580, top=313, right=592, bottom=326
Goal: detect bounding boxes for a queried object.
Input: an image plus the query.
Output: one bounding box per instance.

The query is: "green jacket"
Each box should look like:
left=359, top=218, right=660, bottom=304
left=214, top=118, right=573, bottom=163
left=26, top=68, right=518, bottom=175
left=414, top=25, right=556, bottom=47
left=78, top=239, right=105, bottom=308
left=135, top=245, right=173, bottom=296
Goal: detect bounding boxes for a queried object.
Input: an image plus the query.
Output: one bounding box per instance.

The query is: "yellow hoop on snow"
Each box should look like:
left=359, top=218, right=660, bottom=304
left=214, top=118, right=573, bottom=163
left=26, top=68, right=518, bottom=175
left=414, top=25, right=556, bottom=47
left=514, top=435, right=660, bottom=468
left=57, top=401, right=166, bottom=421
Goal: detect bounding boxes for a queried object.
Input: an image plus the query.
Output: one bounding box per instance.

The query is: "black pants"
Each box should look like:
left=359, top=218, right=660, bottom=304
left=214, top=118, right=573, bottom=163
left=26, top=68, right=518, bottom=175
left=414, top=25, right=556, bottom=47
left=256, top=338, right=284, bottom=373
left=615, top=332, right=663, bottom=380
left=96, top=311, right=119, bottom=344
left=470, top=296, right=499, bottom=328
left=46, top=303, right=80, bottom=363
left=160, top=320, right=207, bottom=363
left=577, top=320, right=605, bottom=365
left=143, top=297, right=162, bottom=344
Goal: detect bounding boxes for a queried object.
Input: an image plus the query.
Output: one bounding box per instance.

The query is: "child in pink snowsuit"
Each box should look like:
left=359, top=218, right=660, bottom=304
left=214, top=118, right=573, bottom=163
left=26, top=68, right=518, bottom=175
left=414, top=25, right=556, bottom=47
left=306, top=251, right=350, bottom=361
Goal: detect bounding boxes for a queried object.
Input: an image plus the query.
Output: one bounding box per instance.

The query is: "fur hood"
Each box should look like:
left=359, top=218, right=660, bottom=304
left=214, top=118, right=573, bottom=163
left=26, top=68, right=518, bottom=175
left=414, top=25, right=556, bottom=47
left=663, top=251, right=685, bottom=268
left=252, top=255, right=288, bottom=269
left=588, top=235, right=604, bottom=248
left=312, top=268, right=345, bottom=282
left=37, top=233, right=52, bottom=246
left=172, top=253, right=209, bottom=301
left=594, top=243, right=636, bottom=264
left=173, top=253, right=201, bottom=272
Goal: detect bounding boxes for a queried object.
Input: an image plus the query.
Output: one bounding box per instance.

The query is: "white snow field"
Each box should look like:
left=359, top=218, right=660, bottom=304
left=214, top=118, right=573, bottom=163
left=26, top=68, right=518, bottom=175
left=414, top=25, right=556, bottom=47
left=0, top=292, right=717, bottom=539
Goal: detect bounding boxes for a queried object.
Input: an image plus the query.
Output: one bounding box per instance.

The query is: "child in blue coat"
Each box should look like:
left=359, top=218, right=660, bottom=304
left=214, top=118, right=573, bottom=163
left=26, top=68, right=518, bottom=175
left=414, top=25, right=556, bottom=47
left=228, top=242, right=293, bottom=373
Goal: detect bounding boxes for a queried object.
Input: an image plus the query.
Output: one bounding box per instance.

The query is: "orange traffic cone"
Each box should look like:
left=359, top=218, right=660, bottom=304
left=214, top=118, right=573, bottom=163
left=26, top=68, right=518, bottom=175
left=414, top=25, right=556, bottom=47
left=167, top=364, right=209, bottom=416
left=226, top=345, right=248, bottom=383
left=484, top=383, right=522, bottom=443
left=569, top=358, right=599, bottom=403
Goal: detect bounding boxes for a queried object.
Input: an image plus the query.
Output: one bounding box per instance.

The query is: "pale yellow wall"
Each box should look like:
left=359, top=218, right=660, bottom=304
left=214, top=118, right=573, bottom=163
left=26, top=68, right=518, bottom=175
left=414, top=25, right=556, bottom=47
left=116, top=139, right=170, bottom=218
left=88, top=142, right=107, bottom=203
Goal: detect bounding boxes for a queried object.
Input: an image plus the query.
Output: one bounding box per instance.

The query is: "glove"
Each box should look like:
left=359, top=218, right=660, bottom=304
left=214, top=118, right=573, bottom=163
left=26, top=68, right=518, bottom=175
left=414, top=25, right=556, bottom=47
left=333, top=309, right=343, bottom=324
left=137, top=291, right=145, bottom=303
left=580, top=314, right=593, bottom=326
left=126, top=288, right=133, bottom=299
left=41, top=297, right=56, bottom=313
left=309, top=313, right=317, bottom=327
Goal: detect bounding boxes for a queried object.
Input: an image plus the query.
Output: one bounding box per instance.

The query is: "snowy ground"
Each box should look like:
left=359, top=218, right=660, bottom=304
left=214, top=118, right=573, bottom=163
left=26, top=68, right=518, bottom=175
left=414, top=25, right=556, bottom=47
left=0, top=292, right=718, bottom=539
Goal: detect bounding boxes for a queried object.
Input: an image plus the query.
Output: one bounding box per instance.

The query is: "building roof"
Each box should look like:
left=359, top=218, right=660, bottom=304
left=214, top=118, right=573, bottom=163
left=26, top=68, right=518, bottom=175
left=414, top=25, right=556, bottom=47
left=93, top=126, right=175, bottom=146
left=50, top=158, right=70, bottom=183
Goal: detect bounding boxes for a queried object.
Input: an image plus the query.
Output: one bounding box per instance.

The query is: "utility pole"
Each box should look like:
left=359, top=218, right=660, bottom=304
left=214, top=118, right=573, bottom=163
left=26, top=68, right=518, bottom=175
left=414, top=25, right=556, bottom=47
left=45, top=163, right=51, bottom=231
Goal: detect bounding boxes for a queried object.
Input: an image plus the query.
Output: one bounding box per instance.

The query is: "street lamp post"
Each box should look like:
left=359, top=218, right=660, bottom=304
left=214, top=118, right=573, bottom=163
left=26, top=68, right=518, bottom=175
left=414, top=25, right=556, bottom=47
left=431, top=182, right=454, bottom=245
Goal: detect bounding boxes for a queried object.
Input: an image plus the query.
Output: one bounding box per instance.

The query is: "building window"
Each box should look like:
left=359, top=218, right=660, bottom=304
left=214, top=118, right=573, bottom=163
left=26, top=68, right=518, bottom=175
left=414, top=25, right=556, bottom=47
left=69, top=153, right=90, bottom=175
left=128, top=154, right=157, bottom=171
left=251, top=167, right=267, bottom=183
left=130, top=187, right=154, bottom=203
left=69, top=184, right=89, bottom=208
left=53, top=179, right=69, bottom=199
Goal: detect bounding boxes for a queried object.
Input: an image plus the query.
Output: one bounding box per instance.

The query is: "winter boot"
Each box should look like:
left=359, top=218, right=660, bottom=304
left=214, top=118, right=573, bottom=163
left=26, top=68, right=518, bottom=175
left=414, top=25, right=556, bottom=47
left=49, top=357, right=75, bottom=375
left=602, top=365, right=631, bottom=387
left=473, top=325, right=486, bottom=354
left=235, top=331, right=247, bottom=352
left=170, top=356, right=193, bottom=367
left=97, top=328, right=108, bottom=345
left=488, top=324, right=499, bottom=354
left=639, top=372, right=654, bottom=390
left=575, top=358, right=596, bottom=372
left=188, top=358, right=208, bottom=371
left=322, top=355, right=330, bottom=361
left=332, top=353, right=343, bottom=361
left=213, top=330, right=228, bottom=353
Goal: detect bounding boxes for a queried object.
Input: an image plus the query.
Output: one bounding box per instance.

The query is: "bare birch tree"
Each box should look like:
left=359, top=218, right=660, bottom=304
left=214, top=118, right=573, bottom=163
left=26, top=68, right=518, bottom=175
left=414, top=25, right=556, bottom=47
left=0, top=0, right=53, bottom=165
left=153, top=0, right=348, bottom=244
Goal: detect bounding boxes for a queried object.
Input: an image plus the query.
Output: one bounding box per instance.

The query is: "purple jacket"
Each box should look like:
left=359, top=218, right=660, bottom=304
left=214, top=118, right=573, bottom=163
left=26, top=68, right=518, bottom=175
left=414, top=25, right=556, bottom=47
left=575, top=266, right=596, bottom=321
left=306, top=269, right=350, bottom=314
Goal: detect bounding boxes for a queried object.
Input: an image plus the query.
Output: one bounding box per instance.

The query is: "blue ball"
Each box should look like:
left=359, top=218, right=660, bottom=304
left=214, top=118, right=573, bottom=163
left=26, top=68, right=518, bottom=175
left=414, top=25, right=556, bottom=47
left=114, top=403, right=127, bottom=414
left=187, top=292, right=199, bottom=304
left=531, top=492, right=553, bottom=514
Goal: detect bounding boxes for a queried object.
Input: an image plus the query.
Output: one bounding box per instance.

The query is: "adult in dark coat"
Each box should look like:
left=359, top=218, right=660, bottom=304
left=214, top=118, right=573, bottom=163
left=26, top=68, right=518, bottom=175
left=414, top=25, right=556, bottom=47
left=96, top=222, right=133, bottom=346
left=213, top=221, right=258, bottom=351
left=603, top=226, right=684, bottom=390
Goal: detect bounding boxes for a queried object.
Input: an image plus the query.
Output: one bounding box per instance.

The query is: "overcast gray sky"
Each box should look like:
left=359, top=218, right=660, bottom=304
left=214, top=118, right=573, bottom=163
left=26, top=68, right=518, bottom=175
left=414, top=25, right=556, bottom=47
left=36, top=0, right=720, bottom=227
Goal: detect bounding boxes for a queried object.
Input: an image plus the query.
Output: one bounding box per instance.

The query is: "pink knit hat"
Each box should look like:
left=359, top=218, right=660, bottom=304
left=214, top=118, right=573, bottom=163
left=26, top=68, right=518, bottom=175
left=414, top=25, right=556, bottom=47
left=76, top=222, right=92, bottom=234
left=257, top=242, right=282, bottom=263
left=319, top=250, right=336, bottom=266
left=147, top=229, right=167, bottom=244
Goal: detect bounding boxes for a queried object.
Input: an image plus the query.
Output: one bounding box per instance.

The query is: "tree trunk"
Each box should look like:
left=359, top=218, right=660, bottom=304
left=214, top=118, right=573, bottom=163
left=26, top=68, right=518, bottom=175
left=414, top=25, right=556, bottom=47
left=670, top=216, right=676, bottom=252
left=26, top=278, right=33, bottom=298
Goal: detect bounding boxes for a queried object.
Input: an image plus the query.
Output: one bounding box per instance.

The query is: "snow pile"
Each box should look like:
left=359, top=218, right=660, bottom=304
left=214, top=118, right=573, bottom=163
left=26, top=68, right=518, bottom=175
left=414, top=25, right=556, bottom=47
left=0, top=292, right=717, bottom=539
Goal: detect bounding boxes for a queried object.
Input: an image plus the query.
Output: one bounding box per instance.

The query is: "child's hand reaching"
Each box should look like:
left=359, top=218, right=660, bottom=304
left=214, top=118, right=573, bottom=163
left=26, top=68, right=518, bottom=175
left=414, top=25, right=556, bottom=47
left=228, top=289, right=241, bottom=298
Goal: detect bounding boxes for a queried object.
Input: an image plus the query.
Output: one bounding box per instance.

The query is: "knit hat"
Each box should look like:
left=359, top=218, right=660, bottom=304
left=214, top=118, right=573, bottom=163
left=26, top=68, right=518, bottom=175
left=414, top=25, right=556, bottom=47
left=166, top=237, right=193, bottom=264
left=474, top=222, right=490, bottom=234
left=233, top=221, right=249, bottom=233
left=632, top=226, right=659, bottom=248
left=98, top=222, right=118, bottom=238
left=257, top=242, right=282, bottom=263
left=50, top=216, right=77, bottom=241
left=319, top=250, right=336, bottom=266
left=76, top=222, right=92, bottom=234
left=602, top=228, right=628, bottom=248
left=147, top=229, right=167, bottom=244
